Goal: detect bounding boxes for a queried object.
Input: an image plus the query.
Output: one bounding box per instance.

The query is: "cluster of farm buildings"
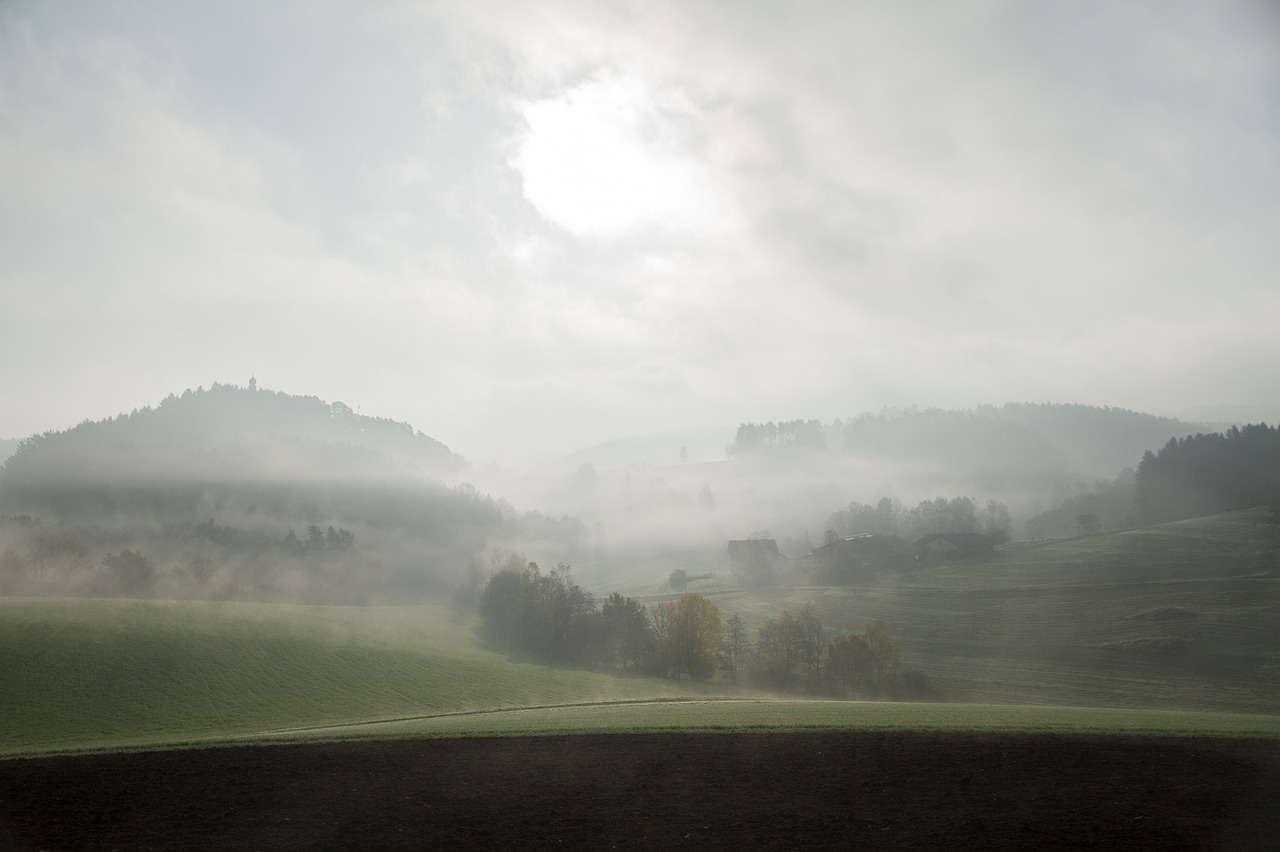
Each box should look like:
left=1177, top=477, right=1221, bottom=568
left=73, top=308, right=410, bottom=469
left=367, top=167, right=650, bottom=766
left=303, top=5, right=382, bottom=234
left=727, top=532, right=998, bottom=585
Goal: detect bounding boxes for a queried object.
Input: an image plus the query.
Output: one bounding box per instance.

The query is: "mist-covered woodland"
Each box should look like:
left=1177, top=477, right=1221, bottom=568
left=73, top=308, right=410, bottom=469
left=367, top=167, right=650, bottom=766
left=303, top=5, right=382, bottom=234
left=1, top=382, right=1277, bottom=605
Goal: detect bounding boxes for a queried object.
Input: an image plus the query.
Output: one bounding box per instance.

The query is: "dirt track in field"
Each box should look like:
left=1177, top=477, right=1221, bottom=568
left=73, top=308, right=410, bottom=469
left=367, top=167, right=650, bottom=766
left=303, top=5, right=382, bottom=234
left=1, top=732, right=1277, bottom=850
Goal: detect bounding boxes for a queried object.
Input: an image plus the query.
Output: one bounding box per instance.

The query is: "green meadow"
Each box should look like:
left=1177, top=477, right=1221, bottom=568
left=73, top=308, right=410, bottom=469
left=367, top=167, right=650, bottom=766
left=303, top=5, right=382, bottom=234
left=0, top=598, right=740, bottom=757
left=247, top=700, right=1280, bottom=745
left=1, top=509, right=1276, bottom=757
left=688, top=508, right=1280, bottom=715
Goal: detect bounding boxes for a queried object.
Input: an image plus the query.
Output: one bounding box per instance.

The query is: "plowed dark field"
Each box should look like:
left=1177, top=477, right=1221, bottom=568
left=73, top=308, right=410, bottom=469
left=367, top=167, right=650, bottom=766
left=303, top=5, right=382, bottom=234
left=2, top=732, right=1277, bottom=850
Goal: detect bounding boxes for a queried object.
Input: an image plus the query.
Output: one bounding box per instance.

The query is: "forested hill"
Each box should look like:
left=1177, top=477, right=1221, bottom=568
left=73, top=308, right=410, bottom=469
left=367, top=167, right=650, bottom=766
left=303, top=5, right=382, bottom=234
left=1135, top=423, right=1280, bottom=525
left=730, top=404, right=1210, bottom=485
left=2, top=383, right=461, bottom=488
left=0, top=382, right=480, bottom=530
left=0, top=384, right=586, bottom=604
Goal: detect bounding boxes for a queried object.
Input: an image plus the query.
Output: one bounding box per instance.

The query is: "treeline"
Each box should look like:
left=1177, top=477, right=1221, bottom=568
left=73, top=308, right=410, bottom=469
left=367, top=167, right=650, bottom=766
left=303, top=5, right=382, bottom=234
left=726, top=605, right=933, bottom=699
left=826, top=495, right=1012, bottom=544
left=727, top=404, right=1211, bottom=490
left=472, top=556, right=722, bottom=679
left=467, top=555, right=933, bottom=699
left=727, top=420, right=827, bottom=455
left=1135, top=424, right=1280, bottom=525
left=1025, top=469, right=1137, bottom=539
left=0, top=515, right=384, bottom=603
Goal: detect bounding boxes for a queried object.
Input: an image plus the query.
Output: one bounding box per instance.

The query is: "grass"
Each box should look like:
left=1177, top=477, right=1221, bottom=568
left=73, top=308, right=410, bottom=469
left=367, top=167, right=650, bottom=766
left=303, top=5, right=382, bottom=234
left=0, top=598, right=743, bottom=757
left=650, top=508, right=1280, bottom=715
left=1, top=509, right=1276, bottom=758
left=233, top=700, right=1280, bottom=747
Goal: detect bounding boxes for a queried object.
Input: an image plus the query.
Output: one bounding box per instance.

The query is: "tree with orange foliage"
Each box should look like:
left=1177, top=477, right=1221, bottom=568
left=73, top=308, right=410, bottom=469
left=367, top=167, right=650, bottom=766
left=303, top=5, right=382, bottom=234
left=665, top=592, right=723, bottom=680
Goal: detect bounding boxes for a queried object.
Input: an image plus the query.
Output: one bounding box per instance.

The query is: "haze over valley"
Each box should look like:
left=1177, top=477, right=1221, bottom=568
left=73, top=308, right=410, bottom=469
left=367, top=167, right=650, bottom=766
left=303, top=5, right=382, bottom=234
left=3, top=6, right=1280, bottom=845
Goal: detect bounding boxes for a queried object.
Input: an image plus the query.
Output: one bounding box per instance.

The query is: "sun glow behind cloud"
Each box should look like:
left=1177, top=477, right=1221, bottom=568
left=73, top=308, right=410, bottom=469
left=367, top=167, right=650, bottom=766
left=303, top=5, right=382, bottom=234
left=511, top=74, right=723, bottom=240
left=1, top=1, right=1277, bottom=461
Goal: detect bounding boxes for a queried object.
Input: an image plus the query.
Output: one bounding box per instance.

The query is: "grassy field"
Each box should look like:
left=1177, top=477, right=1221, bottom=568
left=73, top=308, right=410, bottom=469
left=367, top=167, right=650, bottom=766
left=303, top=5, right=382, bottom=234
left=0, top=598, right=742, bottom=757
left=1, top=509, right=1276, bottom=758
left=240, top=699, right=1280, bottom=746
left=673, top=508, right=1280, bottom=714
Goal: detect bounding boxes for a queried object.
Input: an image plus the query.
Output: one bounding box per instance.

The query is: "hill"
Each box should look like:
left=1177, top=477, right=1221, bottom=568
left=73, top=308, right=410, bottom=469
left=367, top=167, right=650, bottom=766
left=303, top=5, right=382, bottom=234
left=0, top=598, right=738, bottom=757
left=1, top=382, right=462, bottom=500
left=518, top=403, right=1214, bottom=565
left=637, top=508, right=1280, bottom=715
left=0, top=383, right=585, bottom=603
left=832, top=403, right=1209, bottom=492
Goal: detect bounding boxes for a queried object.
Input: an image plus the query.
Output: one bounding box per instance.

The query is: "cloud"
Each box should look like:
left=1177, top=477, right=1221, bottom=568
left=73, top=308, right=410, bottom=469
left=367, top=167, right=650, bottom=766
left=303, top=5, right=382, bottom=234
left=1, top=0, right=1277, bottom=462
left=511, top=73, right=728, bottom=239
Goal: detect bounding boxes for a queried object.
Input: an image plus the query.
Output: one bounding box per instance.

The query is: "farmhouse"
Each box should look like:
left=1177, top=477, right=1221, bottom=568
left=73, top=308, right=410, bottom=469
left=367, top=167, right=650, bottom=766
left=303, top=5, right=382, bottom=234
left=913, top=532, right=997, bottom=559
left=726, top=539, right=791, bottom=583
left=801, top=534, right=915, bottom=584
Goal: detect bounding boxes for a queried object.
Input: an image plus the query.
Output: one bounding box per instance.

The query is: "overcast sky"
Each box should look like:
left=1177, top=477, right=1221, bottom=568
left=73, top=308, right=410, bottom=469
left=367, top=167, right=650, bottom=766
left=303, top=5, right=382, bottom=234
left=2, top=1, right=1277, bottom=463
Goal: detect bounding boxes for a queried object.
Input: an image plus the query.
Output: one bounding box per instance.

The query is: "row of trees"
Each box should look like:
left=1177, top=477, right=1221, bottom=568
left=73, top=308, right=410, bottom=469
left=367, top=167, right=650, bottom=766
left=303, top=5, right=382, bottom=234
left=1024, top=469, right=1138, bottom=539
left=826, top=495, right=1012, bottom=544
left=727, top=420, right=828, bottom=455
left=724, top=604, right=932, bottom=699
left=472, top=555, right=933, bottom=698
left=476, top=555, right=722, bottom=679
left=0, top=515, right=378, bottom=603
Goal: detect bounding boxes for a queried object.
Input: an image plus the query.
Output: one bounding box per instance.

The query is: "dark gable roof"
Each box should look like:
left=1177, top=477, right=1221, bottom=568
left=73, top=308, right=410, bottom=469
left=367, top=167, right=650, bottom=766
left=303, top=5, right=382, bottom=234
left=727, top=539, right=781, bottom=557
left=810, top=534, right=910, bottom=558
left=913, top=532, right=995, bottom=551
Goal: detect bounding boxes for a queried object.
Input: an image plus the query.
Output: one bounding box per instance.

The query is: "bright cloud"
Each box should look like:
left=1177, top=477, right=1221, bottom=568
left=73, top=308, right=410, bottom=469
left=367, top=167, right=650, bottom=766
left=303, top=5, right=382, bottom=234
left=0, top=1, right=1277, bottom=462
left=511, top=74, right=724, bottom=239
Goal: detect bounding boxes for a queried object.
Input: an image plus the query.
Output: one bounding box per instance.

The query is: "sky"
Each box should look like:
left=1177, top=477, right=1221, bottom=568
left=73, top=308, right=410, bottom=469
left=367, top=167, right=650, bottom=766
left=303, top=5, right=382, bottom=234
left=2, top=0, right=1278, bottom=464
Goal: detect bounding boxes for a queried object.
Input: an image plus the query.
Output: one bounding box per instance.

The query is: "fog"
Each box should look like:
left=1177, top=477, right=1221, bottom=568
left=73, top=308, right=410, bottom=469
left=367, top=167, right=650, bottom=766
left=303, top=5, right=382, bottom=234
left=0, top=377, right=1236, bottom=603
left=1, top=1, right=1278, bottom=465
left=1, top=2, right=1278, bottom=605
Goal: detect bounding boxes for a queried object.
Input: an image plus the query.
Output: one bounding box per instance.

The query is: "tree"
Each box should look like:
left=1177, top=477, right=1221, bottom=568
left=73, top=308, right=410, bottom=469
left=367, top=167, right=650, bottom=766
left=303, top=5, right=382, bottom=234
left=753, top=611, right=804, bottom=691
left=796, top=603, right=825, bottom=692
left=102, top=549, right=154, bottom=595
left=825, top=632, right=876, bottom=697
left=479, top=564, right=525, bottom=646
left=601, top=593, right=655, bottom=670
left=983, top=499, right=1013, bottom=544
left=668, top=569, right=688, bottom=593
left=477, top=558, right=596, bottom=662
left=648, top=603, right=669, bottom=674
left=862, top=619, right=902, bottom=695
left=720, top=612, right=749, bottom=683
left=664, top=593, right=722, bottom=680
left=825, top=620, right=903, bottom=699
left=1075, top=512, right=1102, bottom=536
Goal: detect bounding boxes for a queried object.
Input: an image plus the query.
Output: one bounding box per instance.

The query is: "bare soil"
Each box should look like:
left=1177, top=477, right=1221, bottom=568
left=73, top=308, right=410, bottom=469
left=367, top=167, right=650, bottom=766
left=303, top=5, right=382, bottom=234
left=1, top=732, right=1277, bottom=850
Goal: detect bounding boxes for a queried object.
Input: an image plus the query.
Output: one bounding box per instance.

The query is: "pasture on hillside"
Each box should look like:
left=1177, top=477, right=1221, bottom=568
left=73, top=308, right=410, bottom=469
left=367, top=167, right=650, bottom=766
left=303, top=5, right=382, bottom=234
left=0, top=598, right=743, bottom=757
left=633, top=508, right=1280, bottom=714
left=1, top=509, right=1276, bottom=759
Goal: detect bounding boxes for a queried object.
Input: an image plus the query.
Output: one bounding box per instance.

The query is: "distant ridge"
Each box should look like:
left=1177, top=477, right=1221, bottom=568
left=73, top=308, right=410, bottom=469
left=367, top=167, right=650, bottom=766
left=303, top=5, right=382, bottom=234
left=2, top=382, right=462, bottom=484
left=0, top=384, right=510, bottom=603
left=723, top=402, right=1213, bottom=487
left=0, top=382, right=476, bottom=530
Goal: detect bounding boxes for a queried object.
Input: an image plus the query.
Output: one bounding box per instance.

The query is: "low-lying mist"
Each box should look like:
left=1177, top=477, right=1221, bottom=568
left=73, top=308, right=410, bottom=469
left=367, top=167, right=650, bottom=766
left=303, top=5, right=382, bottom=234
left=2, top=386, right=1255, bottom=605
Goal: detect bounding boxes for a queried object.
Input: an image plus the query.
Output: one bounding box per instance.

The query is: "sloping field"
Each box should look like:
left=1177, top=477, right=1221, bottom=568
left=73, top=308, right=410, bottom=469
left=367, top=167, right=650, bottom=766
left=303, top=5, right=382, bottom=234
left=0, top=598, right=740, bottom=757
left=1, top=509, right=1276, bottom=759
left=704, top=508, right=1279, bottom=714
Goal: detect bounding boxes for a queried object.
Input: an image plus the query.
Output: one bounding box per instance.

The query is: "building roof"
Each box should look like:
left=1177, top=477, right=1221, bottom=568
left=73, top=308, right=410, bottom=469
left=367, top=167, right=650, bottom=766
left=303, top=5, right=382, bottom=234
left=913, top=532, right=995, bottom=552
left=727, top=539, right=781, bottom=557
